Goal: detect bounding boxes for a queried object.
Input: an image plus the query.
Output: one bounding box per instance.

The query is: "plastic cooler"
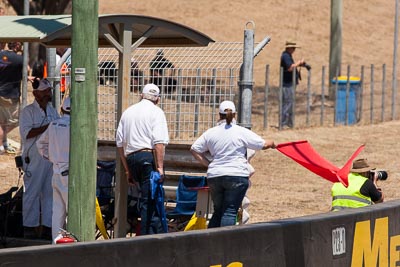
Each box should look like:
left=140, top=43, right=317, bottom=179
left=332, top=76, right=361, bottom=125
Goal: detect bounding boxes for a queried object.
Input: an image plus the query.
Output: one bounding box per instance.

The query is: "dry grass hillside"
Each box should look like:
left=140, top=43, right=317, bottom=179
left=99, top=0, right=397, bottom=87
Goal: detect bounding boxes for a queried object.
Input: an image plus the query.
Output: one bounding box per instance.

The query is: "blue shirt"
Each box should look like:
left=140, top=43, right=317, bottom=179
left=280, top=50, right=298, bottom=86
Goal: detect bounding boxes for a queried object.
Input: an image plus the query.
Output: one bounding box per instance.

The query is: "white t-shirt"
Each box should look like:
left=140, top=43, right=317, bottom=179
left=116, top=99, right=169, bottom=155
left=37, top=114, right=70, bottom=174
left=191, top=121, right=265, bottom=178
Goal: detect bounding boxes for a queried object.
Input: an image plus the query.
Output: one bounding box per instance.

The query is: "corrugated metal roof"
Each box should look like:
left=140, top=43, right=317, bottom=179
left=0, top=14, right=214, bottom=47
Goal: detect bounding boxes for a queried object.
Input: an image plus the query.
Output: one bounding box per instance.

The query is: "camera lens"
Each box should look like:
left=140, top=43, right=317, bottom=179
left=377, top=171, right=388, bottom=180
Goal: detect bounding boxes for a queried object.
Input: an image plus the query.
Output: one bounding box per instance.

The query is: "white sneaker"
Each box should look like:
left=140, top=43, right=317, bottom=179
left=53, top=234, right=64, bottom=244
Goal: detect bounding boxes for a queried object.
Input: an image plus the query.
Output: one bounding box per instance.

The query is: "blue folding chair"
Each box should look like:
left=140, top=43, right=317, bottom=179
left=166, top=175, right=206, bottom=230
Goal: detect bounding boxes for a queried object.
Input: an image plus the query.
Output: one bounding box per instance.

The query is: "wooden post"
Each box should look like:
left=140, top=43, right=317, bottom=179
left=114, top=23, right=132, bottom=238
left=329, top=0, right=343, bottom=99
left=68, top=1, right=99, bottom=241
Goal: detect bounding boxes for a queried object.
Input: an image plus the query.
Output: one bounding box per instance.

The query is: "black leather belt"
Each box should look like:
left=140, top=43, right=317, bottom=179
left=128, top=148, right=153, bottom=156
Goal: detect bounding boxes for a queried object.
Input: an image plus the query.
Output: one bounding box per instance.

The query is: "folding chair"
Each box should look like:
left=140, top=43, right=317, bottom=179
left=0, top=186, right=23, bottom=242
left=95, top=160, right=116, bottom=239
left=166, top=175, right=206, bottom=231
left=95, top=160, right=141, bottom=238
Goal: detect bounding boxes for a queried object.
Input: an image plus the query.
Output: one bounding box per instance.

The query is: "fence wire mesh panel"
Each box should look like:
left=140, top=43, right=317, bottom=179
left=61, top=43, right=243, bottom=143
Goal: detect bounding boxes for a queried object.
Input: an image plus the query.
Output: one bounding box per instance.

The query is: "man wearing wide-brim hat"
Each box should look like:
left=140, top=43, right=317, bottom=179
left=331, top=158, right=384, bottom=211
left=19, top=78, right=60, bottom=239
left=280, top=41, right=305, bottom=129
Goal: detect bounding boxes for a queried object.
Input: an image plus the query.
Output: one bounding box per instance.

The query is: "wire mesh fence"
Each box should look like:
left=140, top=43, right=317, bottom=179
left=256, top=63, right=400, bottom=131
left=62, top=42, right=243, bottom=142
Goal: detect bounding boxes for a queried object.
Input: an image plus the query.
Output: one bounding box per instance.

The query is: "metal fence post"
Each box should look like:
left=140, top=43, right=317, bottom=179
left=211, top=68, right=217, bottom=126
left=321, top=66, right=326, bottom=126
left=345, top=65, right=350, bottom=126
left=264, top=64, right=269, bottom=129
left=175, top=69, right=183, bottom=138
left=359, top=66, right=365, bottom=122
left=334, top=66, right=340, bottom=126
left=194, top=68, right=201, bottom=136
left=370, top=64, right=374, bottom=124
left=279, top=67, right=283, bottom=130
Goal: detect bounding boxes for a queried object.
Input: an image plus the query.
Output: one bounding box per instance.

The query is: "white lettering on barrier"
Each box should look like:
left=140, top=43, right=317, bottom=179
left=332, top=226, right=346, bottom=256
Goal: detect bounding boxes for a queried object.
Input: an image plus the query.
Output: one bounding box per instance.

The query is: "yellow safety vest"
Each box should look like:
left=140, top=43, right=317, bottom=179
left=331, top=173, right=372, bottom=211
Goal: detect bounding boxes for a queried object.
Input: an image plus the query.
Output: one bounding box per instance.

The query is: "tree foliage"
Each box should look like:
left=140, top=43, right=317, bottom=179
left=6, top=0, right=71, bottom=15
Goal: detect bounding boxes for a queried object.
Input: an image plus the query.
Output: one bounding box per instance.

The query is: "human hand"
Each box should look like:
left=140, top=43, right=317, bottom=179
left=125, top=171, right=137, bottom=186
left=265, top=140, right=276, bottom=149
left=157, top=168, right=165, bottom=183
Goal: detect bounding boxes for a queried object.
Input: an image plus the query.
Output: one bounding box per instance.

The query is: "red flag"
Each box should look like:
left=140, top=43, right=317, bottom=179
left=276, top=140, right=365, bottom=187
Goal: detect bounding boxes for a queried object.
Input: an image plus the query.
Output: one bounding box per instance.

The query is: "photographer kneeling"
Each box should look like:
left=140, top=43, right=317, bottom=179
left=331, top=158, right=384, bottom=211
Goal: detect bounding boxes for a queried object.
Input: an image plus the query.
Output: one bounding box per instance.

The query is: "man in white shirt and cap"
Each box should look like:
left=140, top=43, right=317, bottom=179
left=37, top=97, right=71, bottom=243
left=19, top=79, right=59, bottom=239
left=116, top=83, right=169, bottom=235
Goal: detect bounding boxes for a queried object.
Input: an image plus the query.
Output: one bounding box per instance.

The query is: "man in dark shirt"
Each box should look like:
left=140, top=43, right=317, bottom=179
left=0, top=42, right=23, bottom=154
left=280, top=41, right=305, bottom=128
left=149, top=49, right=176, bottom=92
left=331, top=158, right=384, bottom=211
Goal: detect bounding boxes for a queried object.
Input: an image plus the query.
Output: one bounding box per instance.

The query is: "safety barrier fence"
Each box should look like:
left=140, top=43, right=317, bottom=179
left=1, top=200, right=399, bottom=266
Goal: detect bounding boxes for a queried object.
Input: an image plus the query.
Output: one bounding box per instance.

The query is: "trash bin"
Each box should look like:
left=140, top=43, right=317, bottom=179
left=332, top=76, right=361, bottom=125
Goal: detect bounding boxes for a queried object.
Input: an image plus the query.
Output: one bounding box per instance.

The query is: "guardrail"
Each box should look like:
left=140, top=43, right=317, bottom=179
left=2, top=200, right=399, bottom=266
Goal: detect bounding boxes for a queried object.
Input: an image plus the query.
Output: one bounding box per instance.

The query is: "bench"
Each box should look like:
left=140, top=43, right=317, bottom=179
left=97, top=142, right=207, bottom=200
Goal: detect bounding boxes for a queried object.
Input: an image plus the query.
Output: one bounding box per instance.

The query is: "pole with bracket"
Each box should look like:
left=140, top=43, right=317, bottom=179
left=238, top=21, right=255, bottom=129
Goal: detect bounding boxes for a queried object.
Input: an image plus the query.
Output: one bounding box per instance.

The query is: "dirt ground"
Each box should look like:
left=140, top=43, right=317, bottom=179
left=0, top=1, right=398, bottom=225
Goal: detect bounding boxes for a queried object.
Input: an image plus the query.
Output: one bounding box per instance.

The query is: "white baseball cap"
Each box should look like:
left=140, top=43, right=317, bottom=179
left=219, top=100, right=236, bottom=114
left=35, top=79, right=52, bottom=91
left=62, top=97, right=71, bottom=112
left=142, top=83, right=160, bottom=97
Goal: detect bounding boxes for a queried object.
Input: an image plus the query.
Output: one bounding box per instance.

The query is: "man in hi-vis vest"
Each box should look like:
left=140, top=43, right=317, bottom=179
left=331, top=158, right=384, bottom=211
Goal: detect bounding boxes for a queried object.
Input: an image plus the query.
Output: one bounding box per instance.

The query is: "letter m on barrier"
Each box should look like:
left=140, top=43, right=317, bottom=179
left=351, top=217, right=388, bottom=267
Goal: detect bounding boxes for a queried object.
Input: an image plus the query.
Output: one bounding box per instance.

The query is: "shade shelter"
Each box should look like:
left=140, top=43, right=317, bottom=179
left=0, top=14, right=214, bottom=238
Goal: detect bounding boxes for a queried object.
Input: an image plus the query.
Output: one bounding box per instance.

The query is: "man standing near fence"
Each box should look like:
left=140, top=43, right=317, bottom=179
left=116, top=83, right=169, bottom=235
left=0, top=42, right=24, bottom=154
left=280, top=41, right=304, bottom=129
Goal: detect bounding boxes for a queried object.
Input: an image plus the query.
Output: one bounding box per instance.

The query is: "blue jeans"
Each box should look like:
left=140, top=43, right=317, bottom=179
left=126, top=151, right=163, bottom=235
left=207, top=176, right=249, bottom=228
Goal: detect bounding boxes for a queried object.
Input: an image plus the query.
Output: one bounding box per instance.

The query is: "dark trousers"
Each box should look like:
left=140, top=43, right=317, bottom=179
left=126, top=151, right=163, bottom=235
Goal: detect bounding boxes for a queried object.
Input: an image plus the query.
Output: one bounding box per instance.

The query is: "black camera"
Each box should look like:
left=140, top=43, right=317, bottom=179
left=15, top=155, right=23, bottom=168
left=370, top=170, right=388, bottom=181
left=300, top=62, right=312, bottom=71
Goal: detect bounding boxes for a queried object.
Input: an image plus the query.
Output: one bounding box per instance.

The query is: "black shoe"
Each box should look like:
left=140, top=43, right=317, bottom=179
left=24, top=227, right=39, bottom=239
